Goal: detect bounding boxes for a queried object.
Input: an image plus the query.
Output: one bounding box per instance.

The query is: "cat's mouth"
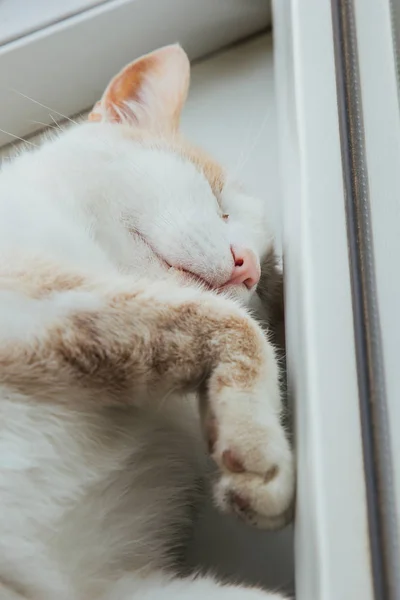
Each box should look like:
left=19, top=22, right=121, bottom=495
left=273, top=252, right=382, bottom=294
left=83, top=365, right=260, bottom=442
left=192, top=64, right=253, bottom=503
left=131, top=228, right=227, bottom=291
left=166, top=265, right=213, bottom=290
left=168, top=267, right=249, bottom=296
left=131, top=227, right=255, bottom=294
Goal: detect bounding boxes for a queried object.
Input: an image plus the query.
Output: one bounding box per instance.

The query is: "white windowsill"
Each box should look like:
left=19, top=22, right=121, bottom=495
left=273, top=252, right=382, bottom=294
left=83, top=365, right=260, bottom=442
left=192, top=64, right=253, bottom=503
left=0, top=0, right=108, bottom=46
left=0, top=0, right=270, bottom=148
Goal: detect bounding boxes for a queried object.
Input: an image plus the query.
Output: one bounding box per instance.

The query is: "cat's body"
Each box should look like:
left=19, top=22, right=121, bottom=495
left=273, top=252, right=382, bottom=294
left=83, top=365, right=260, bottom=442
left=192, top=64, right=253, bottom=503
left=0, top=46, right=294, bottom=599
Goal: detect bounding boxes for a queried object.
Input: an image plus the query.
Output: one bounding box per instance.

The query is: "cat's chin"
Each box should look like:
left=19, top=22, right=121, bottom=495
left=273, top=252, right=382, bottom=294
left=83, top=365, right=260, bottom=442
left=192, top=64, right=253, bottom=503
left=217, top=283, right=253, bottom=306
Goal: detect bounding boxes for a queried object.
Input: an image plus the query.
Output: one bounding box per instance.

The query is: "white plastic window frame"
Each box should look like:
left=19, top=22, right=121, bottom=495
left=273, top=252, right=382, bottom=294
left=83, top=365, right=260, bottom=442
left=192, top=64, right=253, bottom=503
left=273, top=1, right=375, bottom=599
left=354, top=0, right=400, bottom=524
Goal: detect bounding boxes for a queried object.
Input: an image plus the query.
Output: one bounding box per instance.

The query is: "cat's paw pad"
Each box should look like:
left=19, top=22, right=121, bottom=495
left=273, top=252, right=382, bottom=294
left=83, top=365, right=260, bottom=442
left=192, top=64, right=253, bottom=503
left=206, top=414, right=295, bottom=529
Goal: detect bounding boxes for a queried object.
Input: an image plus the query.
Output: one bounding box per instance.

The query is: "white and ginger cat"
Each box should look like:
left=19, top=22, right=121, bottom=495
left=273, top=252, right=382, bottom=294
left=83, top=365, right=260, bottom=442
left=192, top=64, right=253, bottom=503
left=0, top=45, right=294, bottom=600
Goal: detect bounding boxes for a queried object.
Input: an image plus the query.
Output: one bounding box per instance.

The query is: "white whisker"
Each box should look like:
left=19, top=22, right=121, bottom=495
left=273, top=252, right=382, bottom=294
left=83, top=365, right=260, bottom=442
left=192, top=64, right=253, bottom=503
left=29, top=119, right=58, bottom=131
left=10, top=89, right=78, bottom=125
left=228, top=111, right=272, bottom=182
left=230, top=113, right=256, bottom=176
left=0, top=127, right=38, bottom=147
left=49, top=114, right=65, bottom=131
left=236, top=111, right=271, bottom=175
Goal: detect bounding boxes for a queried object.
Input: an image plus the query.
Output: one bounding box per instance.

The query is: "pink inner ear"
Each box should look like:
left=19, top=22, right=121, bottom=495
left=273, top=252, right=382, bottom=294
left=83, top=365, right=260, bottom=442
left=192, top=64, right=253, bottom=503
left=88, top=102, right=103, bottom=122
left=87, top=44, right=190, bottom=130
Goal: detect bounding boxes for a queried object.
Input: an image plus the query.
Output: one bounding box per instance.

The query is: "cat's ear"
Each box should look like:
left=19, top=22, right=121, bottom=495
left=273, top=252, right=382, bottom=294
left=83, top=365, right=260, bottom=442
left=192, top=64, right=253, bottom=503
left=88, top=44, right=190, bottom=133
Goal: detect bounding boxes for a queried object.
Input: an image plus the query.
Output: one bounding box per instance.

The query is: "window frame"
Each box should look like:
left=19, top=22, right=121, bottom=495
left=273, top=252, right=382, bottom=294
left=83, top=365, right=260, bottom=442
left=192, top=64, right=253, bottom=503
left=273, top=0, right=376, bottom=598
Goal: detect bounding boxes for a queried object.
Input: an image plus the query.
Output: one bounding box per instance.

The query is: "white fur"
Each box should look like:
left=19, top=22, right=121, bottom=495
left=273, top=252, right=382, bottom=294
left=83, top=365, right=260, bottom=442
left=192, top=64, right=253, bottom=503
left=0, top=110, right=291, bottom=599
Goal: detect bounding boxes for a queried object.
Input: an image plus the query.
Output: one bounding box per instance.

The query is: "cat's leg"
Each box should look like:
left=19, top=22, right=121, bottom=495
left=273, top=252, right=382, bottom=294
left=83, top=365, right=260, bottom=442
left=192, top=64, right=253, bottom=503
left=103, top=573, right=287, bottom=600
left=0, top=269, right=294, bottom=528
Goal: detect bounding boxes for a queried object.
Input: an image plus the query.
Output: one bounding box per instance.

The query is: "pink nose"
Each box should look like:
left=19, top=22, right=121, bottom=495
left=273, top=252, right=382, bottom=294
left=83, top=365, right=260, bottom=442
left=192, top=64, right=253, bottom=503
left=226, top=246, right=261, bottom=289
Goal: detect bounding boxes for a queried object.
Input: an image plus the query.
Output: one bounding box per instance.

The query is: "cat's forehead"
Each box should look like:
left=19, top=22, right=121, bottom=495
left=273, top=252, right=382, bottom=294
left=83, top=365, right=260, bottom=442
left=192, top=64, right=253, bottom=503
left=120, top=127, right=226, bottom=198
left=175, top=141, right=225, bottom=197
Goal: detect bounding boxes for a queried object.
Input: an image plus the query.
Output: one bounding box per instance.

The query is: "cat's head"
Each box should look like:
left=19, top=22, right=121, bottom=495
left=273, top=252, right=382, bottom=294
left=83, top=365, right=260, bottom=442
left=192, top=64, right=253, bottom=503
left=85, top=44, right=273, bottom=302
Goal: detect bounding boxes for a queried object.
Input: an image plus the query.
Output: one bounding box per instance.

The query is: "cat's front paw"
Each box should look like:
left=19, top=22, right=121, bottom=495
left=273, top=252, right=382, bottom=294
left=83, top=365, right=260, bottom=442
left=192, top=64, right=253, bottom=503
left=204, top=364, right=295, bottom=529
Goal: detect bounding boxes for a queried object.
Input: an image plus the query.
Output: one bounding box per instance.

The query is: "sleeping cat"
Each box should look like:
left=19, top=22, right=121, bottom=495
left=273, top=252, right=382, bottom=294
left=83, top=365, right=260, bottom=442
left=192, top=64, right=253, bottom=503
left=0, top=45, right=294, bottom=599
